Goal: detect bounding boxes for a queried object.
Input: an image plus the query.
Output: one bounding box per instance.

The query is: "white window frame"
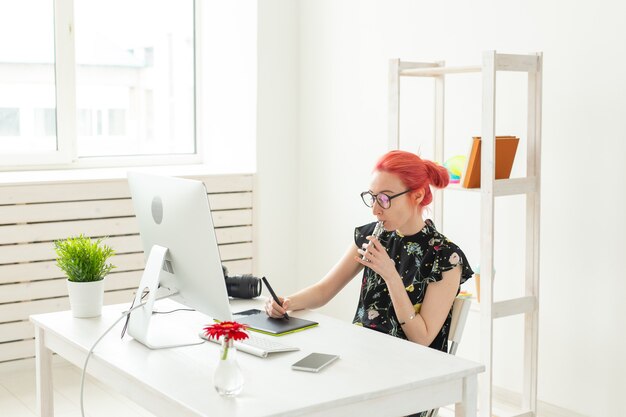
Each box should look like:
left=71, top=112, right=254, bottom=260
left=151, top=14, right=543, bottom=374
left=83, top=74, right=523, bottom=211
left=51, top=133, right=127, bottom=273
left=0, top=0, right=204, bottom=170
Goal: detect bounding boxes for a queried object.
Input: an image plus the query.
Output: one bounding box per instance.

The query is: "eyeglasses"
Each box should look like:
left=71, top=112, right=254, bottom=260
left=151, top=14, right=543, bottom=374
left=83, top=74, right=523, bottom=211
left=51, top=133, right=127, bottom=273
left=360, top=189, right=411, bottom=209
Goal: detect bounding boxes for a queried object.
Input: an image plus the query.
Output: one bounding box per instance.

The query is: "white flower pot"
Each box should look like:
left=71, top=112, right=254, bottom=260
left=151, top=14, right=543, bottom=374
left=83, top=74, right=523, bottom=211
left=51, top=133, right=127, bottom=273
left=67, top=279, right=105, bottom=318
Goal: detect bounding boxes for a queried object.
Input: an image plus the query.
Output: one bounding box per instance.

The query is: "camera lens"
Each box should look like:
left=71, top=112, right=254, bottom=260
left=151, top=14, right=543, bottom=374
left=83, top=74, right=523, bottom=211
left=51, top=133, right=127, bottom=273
left=224, top=274, right=262, bottom=299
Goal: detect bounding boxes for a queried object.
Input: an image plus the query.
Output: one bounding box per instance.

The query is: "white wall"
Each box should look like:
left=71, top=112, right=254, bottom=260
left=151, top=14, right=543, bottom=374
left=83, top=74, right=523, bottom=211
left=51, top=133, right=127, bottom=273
left=256, top=0, right=300, bottom=294
left=258, top=0, right=626, bottom=416
left=201, top=2, right=257, bottom=173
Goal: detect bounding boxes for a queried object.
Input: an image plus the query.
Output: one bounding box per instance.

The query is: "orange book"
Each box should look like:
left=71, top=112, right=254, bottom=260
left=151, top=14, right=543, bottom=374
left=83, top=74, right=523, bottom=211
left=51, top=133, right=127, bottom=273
left=462, top=136, right=519, bottom=189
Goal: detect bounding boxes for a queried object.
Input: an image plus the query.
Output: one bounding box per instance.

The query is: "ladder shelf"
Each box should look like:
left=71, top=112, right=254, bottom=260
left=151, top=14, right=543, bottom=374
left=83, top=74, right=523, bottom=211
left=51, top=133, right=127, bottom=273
left=388, top=50, right=543, bottom=417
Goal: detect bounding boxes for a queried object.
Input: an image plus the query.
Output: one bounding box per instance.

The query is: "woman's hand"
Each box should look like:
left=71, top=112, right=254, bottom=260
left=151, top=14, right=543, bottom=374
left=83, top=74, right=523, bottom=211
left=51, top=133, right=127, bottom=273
left=265, top=296, right=291, bottom=318
left=355, top=236, right=400, bottom=283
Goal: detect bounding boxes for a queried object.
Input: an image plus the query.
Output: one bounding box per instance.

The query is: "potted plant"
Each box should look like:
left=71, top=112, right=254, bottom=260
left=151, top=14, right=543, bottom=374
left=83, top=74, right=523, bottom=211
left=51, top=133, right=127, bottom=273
left=55, top=234, right=116, bottom=318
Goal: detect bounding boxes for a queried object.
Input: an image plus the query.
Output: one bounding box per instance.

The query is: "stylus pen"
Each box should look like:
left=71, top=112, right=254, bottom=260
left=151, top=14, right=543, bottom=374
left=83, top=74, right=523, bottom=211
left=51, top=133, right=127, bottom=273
left=262, top=277, right=290, bottom=320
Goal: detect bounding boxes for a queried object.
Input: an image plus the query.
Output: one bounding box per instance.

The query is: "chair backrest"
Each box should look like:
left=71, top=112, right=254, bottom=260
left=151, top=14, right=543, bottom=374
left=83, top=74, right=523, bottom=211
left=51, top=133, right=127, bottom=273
left=424, top=297, right=474, bottom=417
left=448, top=297, right=472, bottom=355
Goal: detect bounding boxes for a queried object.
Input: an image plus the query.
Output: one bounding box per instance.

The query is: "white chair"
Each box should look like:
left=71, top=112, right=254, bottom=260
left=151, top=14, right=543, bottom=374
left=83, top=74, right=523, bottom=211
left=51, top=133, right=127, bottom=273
left=424, top=297, right=472, bottom=417
left=447, top=296, right=472, bottom=355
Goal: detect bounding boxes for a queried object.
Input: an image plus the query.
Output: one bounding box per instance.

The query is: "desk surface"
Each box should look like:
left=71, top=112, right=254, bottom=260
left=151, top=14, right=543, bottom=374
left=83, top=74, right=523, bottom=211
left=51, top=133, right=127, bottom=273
left=31, top=298, right=483, bottom=417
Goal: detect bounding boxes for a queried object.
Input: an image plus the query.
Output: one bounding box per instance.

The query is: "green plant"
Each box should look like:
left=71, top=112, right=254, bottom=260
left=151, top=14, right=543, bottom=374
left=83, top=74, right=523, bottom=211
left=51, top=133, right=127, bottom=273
left=54, top=234, right=116, bottom=282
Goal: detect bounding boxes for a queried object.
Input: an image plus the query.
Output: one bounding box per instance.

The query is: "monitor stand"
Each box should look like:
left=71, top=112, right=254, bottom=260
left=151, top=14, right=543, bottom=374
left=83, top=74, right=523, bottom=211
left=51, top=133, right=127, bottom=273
left=128, top=244, right=204, bottom=349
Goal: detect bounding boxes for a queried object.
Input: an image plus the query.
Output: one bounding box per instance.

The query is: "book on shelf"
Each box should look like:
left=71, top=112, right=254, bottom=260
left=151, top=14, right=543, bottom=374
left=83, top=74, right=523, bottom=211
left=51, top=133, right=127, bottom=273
left=462, top=136, right=519, bottom=189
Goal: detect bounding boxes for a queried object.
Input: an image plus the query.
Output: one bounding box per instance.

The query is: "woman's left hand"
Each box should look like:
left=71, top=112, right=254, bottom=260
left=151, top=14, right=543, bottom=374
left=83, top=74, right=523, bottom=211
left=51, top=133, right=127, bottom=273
left=356, top=236, right=400, bottom=283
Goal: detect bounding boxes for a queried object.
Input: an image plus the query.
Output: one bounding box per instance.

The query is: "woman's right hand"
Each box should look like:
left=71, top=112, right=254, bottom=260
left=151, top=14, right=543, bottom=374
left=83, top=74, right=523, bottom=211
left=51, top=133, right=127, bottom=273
left=265, top=296, right=291, bottom=318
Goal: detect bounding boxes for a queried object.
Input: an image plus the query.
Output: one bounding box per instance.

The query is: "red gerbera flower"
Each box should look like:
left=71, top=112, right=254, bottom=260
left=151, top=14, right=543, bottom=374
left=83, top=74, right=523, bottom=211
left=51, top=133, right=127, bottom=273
left=203, top=321, right=249, bottom=342
left=204, top=321, right=249, bottom=361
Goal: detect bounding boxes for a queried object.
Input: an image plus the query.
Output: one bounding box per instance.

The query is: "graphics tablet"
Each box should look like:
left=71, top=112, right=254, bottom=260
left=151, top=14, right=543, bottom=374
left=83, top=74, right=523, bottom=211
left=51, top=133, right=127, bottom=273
left=233, top=309, right=318, bottom=336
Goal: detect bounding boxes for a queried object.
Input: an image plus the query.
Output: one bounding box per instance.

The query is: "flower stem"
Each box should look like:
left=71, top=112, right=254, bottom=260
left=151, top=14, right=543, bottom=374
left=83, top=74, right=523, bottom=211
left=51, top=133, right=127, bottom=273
left=221, top=337, right=230, bottom=360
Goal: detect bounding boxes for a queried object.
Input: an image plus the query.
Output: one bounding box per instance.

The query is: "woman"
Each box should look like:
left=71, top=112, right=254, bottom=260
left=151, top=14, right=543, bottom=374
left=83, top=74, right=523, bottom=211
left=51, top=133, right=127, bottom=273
left=266, top=150, right=473, bottom=352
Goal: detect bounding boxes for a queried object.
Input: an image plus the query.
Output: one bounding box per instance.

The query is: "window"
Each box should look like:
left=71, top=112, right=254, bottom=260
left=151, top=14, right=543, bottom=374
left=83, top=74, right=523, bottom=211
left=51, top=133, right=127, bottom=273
left=108, top=109, right=126, bottom=137
left=0, top=108, right=20, bottom=136
left=77, top=109, right=93, bottom=136
left=74, top=0, right=195, bottom=159
left=34, top=108, right=57, bottom=136
left=0, top=0, right=56, bottom=155
left=0, top=0, right=198, bottom=168
left=0, top=2, right=257, bottom=172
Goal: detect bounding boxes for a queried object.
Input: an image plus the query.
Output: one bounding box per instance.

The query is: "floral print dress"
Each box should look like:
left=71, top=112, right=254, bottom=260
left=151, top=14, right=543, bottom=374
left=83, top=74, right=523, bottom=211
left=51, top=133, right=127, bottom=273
left=352, top=219, right=473, bottom=352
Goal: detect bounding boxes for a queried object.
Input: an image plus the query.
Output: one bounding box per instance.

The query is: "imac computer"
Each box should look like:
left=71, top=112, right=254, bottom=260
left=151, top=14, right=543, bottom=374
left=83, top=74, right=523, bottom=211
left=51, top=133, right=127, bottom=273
left=126, top=172, right=235, bottom=349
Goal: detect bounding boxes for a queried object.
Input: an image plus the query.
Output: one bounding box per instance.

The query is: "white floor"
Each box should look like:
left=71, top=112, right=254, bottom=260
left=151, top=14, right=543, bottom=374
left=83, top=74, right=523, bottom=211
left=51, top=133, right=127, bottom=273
left=0, top=357, right=573, bottom=417
left=0, top=358, right=156, bottom=417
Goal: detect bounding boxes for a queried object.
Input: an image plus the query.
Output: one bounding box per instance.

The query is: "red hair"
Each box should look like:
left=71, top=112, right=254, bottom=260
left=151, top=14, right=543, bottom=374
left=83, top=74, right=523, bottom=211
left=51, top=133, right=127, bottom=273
left=374, top=150, right=449, bottom=208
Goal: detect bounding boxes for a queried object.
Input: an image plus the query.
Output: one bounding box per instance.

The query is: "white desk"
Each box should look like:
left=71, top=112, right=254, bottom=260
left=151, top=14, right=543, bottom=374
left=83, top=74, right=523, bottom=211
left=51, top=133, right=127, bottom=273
left=31, top=298, right=483, bottom=417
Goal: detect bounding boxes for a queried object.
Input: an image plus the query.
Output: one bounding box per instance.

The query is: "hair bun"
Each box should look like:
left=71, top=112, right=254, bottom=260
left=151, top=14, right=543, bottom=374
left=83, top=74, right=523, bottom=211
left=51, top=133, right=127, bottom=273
left=425, top=160, right=450, bottom=189
left=374, top=150, right=449, bottom=209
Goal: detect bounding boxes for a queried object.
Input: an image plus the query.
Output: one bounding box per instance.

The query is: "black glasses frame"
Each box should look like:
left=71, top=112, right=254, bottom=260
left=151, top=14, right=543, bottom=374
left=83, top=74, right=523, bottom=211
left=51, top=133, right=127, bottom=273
left=360, top=189, right=411, bottom=209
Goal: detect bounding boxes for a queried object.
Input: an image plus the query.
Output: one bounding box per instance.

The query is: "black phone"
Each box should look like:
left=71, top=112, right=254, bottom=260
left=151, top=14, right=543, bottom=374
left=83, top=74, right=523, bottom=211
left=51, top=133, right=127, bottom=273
left=233, top=309, right=262, bottom=316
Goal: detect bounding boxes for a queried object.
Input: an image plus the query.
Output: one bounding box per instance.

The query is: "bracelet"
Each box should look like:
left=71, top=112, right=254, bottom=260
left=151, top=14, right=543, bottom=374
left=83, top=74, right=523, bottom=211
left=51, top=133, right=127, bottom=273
left=399, top=314, right=415, bottom=326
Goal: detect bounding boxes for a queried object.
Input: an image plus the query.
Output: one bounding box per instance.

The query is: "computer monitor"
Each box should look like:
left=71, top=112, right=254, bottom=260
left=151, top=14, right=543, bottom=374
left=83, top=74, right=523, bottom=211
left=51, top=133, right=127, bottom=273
left=126, top=172, right=234, bottom=349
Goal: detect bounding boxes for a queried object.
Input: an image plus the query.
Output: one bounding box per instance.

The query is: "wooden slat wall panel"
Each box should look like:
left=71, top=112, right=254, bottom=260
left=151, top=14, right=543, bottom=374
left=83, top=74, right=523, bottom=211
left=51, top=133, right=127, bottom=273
left=211, top=210, right=253, bottom=227
left=0, top=199, right=135, bottom=226
left=0, top=289, right=137, bottom=362
left=0, top=208, right=252, bottom=245
left=221, top=259, right=253, bottom=275
left=0, top=340, right=34, bottom=364
left=0, top=174, right=255, bottom=363
left=218, top=243, right=254, bottom=261
left=1, top=217, right=140, bottom=245
left=0, top=227, right=252, bottom=285
left=0, top=261, right=250, bottom=324
left=0, top=174, right=253, bottom=205
left=0, top=209, right=252, bottom=264
left=0, top=235, right=253, bottom=266
left=0, top=271, right=143, bottom=304
left=0, top=321, right=34, bottom=343
left=0, top=235, right=142, bottom=264
left=0, top=244, right=253, bottom=305
left=0, top=253, right=147, bottom=285
left=0, top=192, right=252, bottom=225
left=0, top=182, right=134, bottom=205
left=0, top=289, right=137, bottom=324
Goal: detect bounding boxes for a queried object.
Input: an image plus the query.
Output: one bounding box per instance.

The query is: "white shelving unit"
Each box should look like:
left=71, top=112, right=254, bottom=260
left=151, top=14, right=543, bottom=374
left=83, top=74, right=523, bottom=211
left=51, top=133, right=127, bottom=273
left=388, top=51, right=542, bottom=417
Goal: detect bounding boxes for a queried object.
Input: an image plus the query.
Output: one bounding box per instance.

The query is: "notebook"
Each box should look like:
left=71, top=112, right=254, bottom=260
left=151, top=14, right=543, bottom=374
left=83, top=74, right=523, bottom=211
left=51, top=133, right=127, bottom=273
left=462, top=135, right=519, bottom=188
left=233, top=308, right=319, bottom=336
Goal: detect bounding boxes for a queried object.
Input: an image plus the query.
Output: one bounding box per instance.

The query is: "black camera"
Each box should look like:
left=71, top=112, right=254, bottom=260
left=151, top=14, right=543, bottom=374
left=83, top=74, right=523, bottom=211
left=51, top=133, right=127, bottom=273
left=222, top=266, right=262, bottom=299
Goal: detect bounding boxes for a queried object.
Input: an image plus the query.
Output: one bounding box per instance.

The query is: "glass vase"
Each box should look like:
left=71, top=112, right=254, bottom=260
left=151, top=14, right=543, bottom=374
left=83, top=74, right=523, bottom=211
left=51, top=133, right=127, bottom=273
left=213, top=338, right=244, bottom=397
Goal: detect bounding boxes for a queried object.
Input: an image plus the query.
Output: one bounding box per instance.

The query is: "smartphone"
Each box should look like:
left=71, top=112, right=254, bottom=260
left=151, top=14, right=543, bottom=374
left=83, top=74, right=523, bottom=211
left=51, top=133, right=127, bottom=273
left=291, top=352, right=339, bottom=372
left=234, top=308, right=262, bottom=316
